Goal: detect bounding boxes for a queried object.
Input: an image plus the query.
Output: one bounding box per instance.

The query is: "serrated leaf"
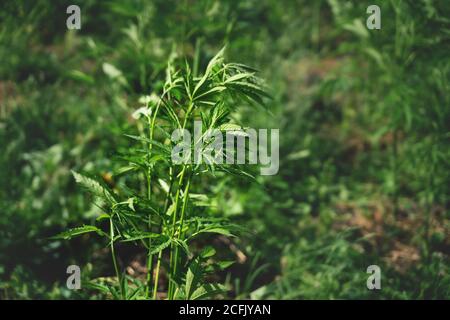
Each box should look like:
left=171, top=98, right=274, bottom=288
left=52, top=225, right=106, bottom=240
left=190, top=283, right=226, bottom=300
left=96, top=213, right=110, bottom=221
left=193, top=47, right=226, bottom=97
left=149, top=236, right=172, bottom=255
left=121, top=232, right=161, bottom=242
left=71, top=171, right=116, bottom=203
left=224, top=72, right=254, bottom=84
left=173, top=239, right=190, bottom=256
left=219, top=123, right=243, bottom=131
left=228, top=81, right=271, bottom=99
left=194, top=86, right=226, bottom=101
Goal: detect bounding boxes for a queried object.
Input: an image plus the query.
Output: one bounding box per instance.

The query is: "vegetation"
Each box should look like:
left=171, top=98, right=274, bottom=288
left=0, top=0, right=448, bottom=299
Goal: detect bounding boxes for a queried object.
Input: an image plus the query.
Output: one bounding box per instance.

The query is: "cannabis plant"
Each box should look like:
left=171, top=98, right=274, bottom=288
left=55, top=47, right=269, bottom=300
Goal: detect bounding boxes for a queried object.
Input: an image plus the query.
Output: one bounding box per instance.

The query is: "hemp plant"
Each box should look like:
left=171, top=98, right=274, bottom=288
left=55, top=47, right=270, bottom=300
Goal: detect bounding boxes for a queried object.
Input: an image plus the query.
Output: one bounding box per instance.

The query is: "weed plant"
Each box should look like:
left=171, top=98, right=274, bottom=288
left=54, top=48, right=269, bottom=300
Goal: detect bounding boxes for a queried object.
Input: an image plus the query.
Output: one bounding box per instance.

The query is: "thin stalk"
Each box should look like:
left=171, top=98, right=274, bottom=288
left=153, top=167, right=174, bottom=300
left=167, top=166, right=187, bottom=298
left=177, top=174, right=192, bottom=240
left=167, top=101, right=194, bottom=299
left=145, top=117, right=154, bottom=298
left=171, top=174, right=192, bottom=297
left=145, top=102, right=162, bottom=299
left=152, top=250, right=163, bottom=300
left=147, top=85, right=177, bottom=298
left=110, top=217, right=123, bottom=299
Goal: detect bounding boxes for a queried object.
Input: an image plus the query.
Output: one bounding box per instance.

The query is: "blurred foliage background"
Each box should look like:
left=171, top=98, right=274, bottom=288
left=0, top=0, right=449, bottom=299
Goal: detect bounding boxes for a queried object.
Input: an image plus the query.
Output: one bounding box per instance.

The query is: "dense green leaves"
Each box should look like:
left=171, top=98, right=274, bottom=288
left=53, top=225, right=107, bottom=240
left=56, top=48, right=267, bottom=300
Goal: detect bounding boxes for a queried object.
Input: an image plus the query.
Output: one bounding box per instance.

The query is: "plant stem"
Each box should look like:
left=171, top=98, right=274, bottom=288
left=171, top=174, right=192, bottom=297
left=177, top=174, right=192, bottom=240
left=167, top=102, right=194, bottom=299
left=167, top=166, right=187, bottom=299
left=152, top=250, right=163, bottom=300
left=153, top=168, right=174, bottom=300
left=145, top=117, right=154, bottom=298
left=110, top=217, right=123, bottom=299
left=145, top=102, right=162, bottom=299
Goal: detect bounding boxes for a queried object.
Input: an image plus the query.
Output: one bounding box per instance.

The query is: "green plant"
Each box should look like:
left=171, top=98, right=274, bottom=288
left=54, top=47, right=269, bottom=300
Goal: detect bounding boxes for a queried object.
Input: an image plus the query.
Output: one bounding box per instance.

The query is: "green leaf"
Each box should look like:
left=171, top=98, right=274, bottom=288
left=190, top=283, right=226, bottom=300
left=217, top=166, right=256, bottom=182
left=192, top=47, right=226, bottom=97
left=194, top=86, right=226, bottom=101
left=200, top=246, right=216, bottom=258
left=173, top=239, right=190, bottom=256
left=52, top=225, right=106, bottom=240
left=114, top=165, right=138, bottom=176
left=121, top=232, right=161, bottom=242
left=96, top=213, right=110, bottom=222
left=71, top=171, right=116, bottom=203
left=84, top=281, right=111, bottom=295
left=189, top=193, right=211, bottom=207
left=227, top=63, right=259, bottom=73
left=224, top=72, right=254, bottom=84
left=228, top=81, right=271, bottom=99
left=198, top=227, right=235, bottom=237
left=149, top=236, right=172, bottom=255
left=216, top=260, right=235, bottom=270
left=185, top=258, right=203, bottom=299
left=66, top=70, right=95, bottom=85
